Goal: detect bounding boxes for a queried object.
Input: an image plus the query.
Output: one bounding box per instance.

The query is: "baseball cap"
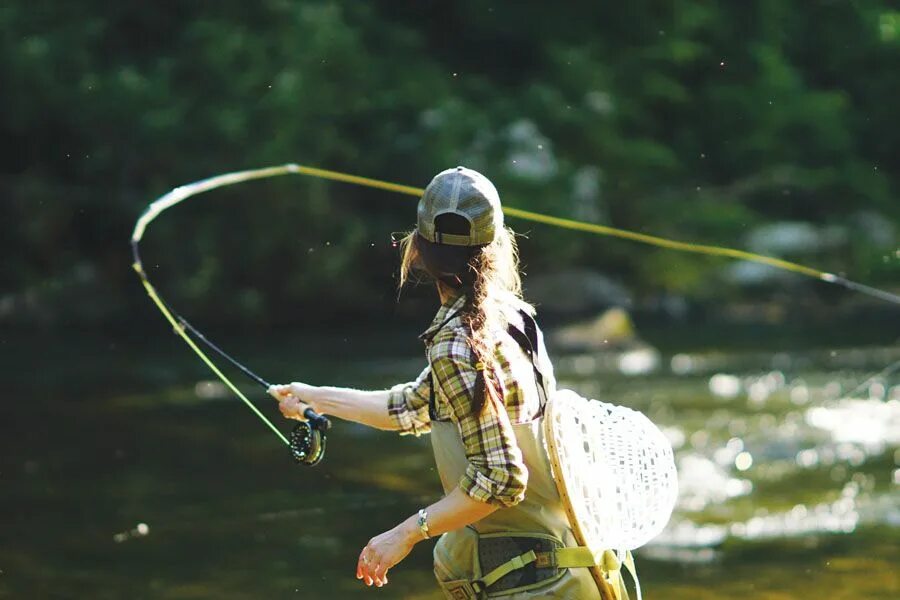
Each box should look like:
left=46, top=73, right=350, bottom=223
left=417, top=166, right=503, bottom=246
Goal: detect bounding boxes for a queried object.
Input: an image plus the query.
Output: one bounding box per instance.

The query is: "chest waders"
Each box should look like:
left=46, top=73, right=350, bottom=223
left=423, top=307, right=632, bottom=600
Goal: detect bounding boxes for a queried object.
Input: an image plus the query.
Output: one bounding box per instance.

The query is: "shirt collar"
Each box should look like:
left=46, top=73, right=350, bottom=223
left=418, top=291, right=468, bottom=342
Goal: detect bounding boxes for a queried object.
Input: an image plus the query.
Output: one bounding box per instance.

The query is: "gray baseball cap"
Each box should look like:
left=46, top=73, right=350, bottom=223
left=416, top=166, right=503, bottom=246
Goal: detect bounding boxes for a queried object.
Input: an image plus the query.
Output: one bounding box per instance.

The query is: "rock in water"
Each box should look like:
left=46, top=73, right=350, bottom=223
left=552, top=307, right=637, bottom=351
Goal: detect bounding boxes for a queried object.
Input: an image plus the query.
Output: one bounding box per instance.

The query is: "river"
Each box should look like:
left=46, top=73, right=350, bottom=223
left=1, top=326, right=897, bottom=598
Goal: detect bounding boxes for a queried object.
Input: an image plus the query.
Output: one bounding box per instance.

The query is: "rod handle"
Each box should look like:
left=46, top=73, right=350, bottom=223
left=304, top=407, right=331, bottom=430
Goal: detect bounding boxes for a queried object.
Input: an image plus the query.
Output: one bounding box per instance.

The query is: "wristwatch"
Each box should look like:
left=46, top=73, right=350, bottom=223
left=416, top=508, right=431, bottom=539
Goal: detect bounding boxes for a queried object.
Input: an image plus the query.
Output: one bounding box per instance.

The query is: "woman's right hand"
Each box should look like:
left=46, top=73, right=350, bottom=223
left=267, top=382, right=321, bottom=420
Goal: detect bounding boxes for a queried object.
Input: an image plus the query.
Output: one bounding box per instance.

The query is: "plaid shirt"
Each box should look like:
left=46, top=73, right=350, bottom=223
left=387, top=292, right=552, bottom=507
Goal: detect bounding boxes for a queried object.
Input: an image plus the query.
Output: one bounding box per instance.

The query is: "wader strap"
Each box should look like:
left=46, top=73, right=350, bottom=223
left=552, top=546, right=597, bottom=568
left=623, top=551, right=641, bottom=600
left=475, top=545, right=598, bottom=593
left=428, top=372, right=445, bottom=422
left=600, top=550, right=641, bottom=600
left=521, top=309, right=540, bottom=355
left=430, top=368, right=482, bottom=422
left=424, top=307, right=466, bottom=422
left=505, top=309, right=549, bottom=409
left=427, top=307, right=550, bottom=421
left=479, top=550, right=537, bottom=588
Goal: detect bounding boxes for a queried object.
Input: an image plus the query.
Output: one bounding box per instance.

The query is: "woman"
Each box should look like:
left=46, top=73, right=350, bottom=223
left=269, top=167, right=601, bottom=598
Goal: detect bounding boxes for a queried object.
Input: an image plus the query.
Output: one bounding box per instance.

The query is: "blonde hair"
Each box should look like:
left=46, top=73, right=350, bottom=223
left=398, top=226, right=529, bottom=415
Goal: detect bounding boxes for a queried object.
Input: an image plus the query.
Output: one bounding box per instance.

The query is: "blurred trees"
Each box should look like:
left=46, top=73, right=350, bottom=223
left=1, top=1, right=897, bottom=326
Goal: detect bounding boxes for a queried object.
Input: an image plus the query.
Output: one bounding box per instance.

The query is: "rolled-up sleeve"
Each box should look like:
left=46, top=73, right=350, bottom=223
left=387, top=365, right=432, bottom=436
left=429, top=332, right=528, bottom=507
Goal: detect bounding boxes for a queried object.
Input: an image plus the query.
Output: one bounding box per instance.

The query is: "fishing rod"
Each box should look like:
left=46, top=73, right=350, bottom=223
left=131, top=191, right=330, bottom=465
left=131, top=163, right=899, bottom=466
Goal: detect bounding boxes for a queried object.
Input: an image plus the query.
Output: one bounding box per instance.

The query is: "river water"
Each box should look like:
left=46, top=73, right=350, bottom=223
left=1, top=327, right=897, bottom=599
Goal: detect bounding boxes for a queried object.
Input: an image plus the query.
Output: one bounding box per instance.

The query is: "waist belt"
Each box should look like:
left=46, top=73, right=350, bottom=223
left=437, top=532, right=638, bottom=600
left=480, top=547, right=638, bottom=600
left=481, top=545, right=596, bottom=585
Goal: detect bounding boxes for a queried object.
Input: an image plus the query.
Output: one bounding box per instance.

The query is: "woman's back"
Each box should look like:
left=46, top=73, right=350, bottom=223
left=428, top=294, right=601, bottom=597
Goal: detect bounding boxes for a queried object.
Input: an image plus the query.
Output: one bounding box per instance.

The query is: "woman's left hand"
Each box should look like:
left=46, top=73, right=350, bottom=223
left=357, top=521, right=419, bottom=587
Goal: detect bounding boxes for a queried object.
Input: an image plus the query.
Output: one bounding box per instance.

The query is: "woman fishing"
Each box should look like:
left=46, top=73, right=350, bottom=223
left=269, top=167, right=604, bottom=598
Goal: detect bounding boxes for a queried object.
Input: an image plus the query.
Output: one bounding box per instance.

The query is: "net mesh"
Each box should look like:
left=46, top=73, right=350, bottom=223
left=546, top=389, right=678, bottom=551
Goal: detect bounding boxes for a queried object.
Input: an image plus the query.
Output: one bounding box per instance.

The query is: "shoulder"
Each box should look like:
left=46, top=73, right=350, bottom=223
left=512, top=294, right=537, bottom=316
left=428, top=325, right=474, bottom=365
left=495, top=294, right=539, bottom=337
left=496, top=290, right=536, bottom=318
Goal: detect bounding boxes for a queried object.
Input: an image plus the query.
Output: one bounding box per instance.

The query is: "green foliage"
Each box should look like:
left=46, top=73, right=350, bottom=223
left=1, top=1, right=896, bottom=325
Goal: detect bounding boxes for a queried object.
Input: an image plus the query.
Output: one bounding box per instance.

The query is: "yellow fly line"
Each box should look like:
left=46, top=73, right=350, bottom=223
left=133, top=162, right=899, bottom=304
left=131, top=162, right=898, bottom=446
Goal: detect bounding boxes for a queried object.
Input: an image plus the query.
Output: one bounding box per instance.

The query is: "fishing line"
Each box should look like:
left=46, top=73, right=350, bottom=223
left=132, top=163, right=899, bottom=461
left=132, top=219, right=329, bottom=464
left=843, top=356, right=900, bottom=401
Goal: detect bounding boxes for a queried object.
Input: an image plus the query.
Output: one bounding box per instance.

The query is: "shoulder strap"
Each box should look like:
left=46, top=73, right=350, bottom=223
left=426, top=307, right=465, bottom=422
left=506, top=309, right=549, bottom=409
left=521, top=309, right=540, bottom=354
left=419, top=306, right=466, bottom=344
left=427, top=307, right=550, bottom=421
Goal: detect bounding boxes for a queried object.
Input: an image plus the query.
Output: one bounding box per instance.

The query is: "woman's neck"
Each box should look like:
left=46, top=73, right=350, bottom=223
left=436, top=282, right=463, bottom=306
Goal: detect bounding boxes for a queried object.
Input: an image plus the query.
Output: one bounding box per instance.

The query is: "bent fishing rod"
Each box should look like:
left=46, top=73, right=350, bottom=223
left=132, top=163, right=900, bottom=466
left=131, top=176, right=330, bottom=464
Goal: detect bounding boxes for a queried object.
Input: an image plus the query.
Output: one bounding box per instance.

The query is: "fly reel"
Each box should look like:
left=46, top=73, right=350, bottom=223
left=289, top=411, right=330, bottom=466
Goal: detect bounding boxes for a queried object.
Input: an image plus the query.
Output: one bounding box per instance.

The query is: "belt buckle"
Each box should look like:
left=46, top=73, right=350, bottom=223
left=534, top=551, right=557, bottom=569
left=442, top=579, right=482, bottom=600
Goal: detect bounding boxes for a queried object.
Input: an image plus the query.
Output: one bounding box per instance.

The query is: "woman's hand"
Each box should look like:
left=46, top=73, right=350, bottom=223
left=356, top=520, right=420, bottom=587
left=267, top=382, right=321, bottom=420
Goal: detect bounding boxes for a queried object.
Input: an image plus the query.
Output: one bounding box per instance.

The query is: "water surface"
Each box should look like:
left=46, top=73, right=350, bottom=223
left=1, top=329, right=897, bottom=598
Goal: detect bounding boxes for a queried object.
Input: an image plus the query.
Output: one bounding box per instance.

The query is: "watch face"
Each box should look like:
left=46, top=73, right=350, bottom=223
left=417, top=510, right=430, bottom=537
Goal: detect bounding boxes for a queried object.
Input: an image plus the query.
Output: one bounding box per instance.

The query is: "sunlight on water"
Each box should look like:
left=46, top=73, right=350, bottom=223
left=2, top=337, right=897, bottom=598
left=558, top=344, right=899, bottom=569
left=678, top=454, right=753, bottom=511
left=617, top=347, right=661, bottom=376
left=806, top=398, right=900, bottom=448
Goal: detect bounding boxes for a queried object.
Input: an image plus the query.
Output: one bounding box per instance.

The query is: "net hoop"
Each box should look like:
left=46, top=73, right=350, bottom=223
left=543, top=389, right=678, bottom=588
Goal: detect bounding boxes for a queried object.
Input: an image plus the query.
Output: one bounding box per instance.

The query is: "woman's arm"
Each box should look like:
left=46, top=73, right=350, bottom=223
left=357, top=487, right=498, bottom=587
left=269, top=382, right=399, bottom=431
left=270, top=364, right=433, bottom=434
left=418, top=486, right=499, bottom=538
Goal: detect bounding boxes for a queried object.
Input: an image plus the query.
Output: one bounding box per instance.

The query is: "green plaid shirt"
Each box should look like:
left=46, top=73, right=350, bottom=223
left=387, top=292, right=553, bottom=507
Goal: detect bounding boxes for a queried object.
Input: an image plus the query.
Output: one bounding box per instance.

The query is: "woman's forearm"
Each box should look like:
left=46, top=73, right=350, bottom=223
left=311, top=386, right=399, bottom=431
left=424, top=486, right=499, bottom=536
left=395, top=487, right=499, bottom=545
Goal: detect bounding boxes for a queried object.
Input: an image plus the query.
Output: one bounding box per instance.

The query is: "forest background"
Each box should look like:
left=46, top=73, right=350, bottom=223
left=2, top=1, right=898, bottom=332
